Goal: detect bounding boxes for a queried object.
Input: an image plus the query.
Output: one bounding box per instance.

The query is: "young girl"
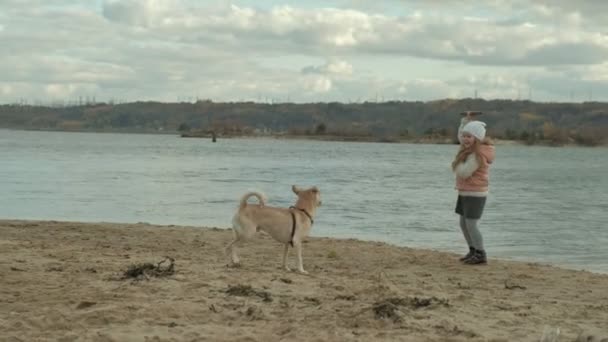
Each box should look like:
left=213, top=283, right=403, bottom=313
left=452, top=119, right=495, bottom=265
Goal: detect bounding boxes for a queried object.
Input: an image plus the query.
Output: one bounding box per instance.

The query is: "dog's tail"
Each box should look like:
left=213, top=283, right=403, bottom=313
left=239, top=191, right=266, bottom=210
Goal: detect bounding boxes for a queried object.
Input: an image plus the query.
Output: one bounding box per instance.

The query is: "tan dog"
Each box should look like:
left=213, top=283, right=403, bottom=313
left=227, top=185, right=322, bottom=274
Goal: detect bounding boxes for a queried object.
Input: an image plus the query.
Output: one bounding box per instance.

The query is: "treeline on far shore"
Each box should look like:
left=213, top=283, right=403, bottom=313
left=1, top=98, right=607, bottom=146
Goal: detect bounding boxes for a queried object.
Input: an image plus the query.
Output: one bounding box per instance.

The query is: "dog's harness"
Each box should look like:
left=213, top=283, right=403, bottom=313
left=288, top=207, right=314, bottom=247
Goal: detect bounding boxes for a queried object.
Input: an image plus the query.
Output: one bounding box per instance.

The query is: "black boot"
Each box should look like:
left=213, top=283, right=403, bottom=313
left=459, top=246, right=475, bottom=262
left=464, top=249, right=487, bottom=265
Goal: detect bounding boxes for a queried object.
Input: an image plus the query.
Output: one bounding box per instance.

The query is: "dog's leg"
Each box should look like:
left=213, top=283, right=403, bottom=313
left=293, top=241, right=308, bottom=274
left=282, top=244, right=291, bottom=272
left=226, top=235, right=241, bottom=265
left=227, top=217, right=244, bottom=265
left=227, top=216, right=258, bottom=266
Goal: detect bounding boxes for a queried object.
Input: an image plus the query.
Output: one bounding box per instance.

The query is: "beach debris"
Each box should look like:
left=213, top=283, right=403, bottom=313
left=327, top=250, right=338, bottom=259
left=271, top=276, right=293, bottom=284
left=304, top=297, right=321, bottom=306
left=434, top=322, right=478, bottom=338
left=46, top=266, right=64, bottom=272
left=159, top=322, right=178, bottom=328
left=225, top=284, right=272, bottom=302
left=504, top=279, right=527, bottom=290
left=76, top=301, right=97, bottom=310
left=335, top=294, right=356, bottom=301
left=373, top=300, right=403, bottom=322
left=411, top=297, right=434, bottom=308
left=456, top=282, right=471, bottom=290
left=156, top=321, right=179, bottom=327
left=373, top=296, right=451, bottom=322
left=245, top=306, right=265, bottom=320
left=410, top=296, right=450, bottom=308
left=10, top=266, right=25, bottom=272
left=120, top=256, right=175, bottom=280
left=83, top=267, right=97, bottom=273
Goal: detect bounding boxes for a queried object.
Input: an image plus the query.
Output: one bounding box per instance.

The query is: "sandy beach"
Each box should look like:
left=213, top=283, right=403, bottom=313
left=1, top=220, right=607, bottom=342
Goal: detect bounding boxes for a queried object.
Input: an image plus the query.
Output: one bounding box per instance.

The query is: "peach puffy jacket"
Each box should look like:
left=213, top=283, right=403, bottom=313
left=454, top=144, right=495, bottom=193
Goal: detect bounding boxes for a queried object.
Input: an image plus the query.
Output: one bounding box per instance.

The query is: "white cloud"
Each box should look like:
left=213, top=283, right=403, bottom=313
left=45, top=83, right=79, bottom=98
left=326, top=60, right=353, bottom=75
left=102, top=0, right=180, bottom=27
left=302, top=60, right=353, bottom=76
left=398, top=79, right=455, bottom=100
left=304, top=76, right=333, bottom=93
left=1, top=84, right=12, bottom=96
left=1, top=0, right=608, bottom=103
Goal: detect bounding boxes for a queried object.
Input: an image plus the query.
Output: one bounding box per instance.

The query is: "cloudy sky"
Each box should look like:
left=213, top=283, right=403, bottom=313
left=2, top=0, right=608, bottom=104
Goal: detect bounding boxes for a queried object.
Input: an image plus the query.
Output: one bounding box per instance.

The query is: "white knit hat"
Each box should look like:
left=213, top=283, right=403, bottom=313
left=462, top=121, right=486, bottom=141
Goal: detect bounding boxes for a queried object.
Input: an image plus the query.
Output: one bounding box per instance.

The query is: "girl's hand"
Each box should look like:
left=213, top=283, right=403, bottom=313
left=462, top=111, right=482, bottom=119
left=460, top=111, right=481, bottom=126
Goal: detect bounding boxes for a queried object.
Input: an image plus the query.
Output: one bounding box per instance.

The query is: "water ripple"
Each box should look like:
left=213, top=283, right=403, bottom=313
left=1, top=130, right=607, bottom=273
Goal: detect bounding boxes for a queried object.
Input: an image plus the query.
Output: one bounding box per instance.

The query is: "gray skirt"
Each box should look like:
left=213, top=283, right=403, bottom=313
left=455, top=195, right=487, bottom=219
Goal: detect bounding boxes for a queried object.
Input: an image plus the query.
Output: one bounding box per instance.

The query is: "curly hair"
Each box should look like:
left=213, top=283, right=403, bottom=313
left=452, top=137, right=494, bottom=171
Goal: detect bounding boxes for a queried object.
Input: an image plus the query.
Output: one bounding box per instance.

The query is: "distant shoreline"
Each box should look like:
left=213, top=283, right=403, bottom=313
left=181, top=131, right=595, bottom=147
left=2, top=127, right=605, bottom=147
left=2, top=99, right=606, bottom=147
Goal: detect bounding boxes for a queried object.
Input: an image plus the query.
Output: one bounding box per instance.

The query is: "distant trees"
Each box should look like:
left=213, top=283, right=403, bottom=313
left=572, top=126, right=608, bottom=146
left=541, top=122, right=569, bottom=146
left=0, top=99, right=607, bottom=145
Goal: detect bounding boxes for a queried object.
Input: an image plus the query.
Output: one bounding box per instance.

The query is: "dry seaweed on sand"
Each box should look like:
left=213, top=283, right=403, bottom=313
left=119, top=256, right=175, bottom=280
left=225, top=284, right=273, bottom=302
left=372, top=296, right=451, bottom=322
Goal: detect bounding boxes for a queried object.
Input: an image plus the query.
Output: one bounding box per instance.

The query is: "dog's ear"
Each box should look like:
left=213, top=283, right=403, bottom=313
left=292, top=185, right=301, bottom=194
left=311, top=186, right=319, bottom=193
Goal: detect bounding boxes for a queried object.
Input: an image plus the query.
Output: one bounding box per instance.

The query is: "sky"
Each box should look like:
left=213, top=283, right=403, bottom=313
left=1, top=0, right=608, bottom=104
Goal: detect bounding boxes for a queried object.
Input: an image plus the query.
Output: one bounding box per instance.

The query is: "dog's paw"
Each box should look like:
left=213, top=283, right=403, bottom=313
left=297, top=269, right=309, bottom=275
left=283, top=266, right=292, bottom=272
